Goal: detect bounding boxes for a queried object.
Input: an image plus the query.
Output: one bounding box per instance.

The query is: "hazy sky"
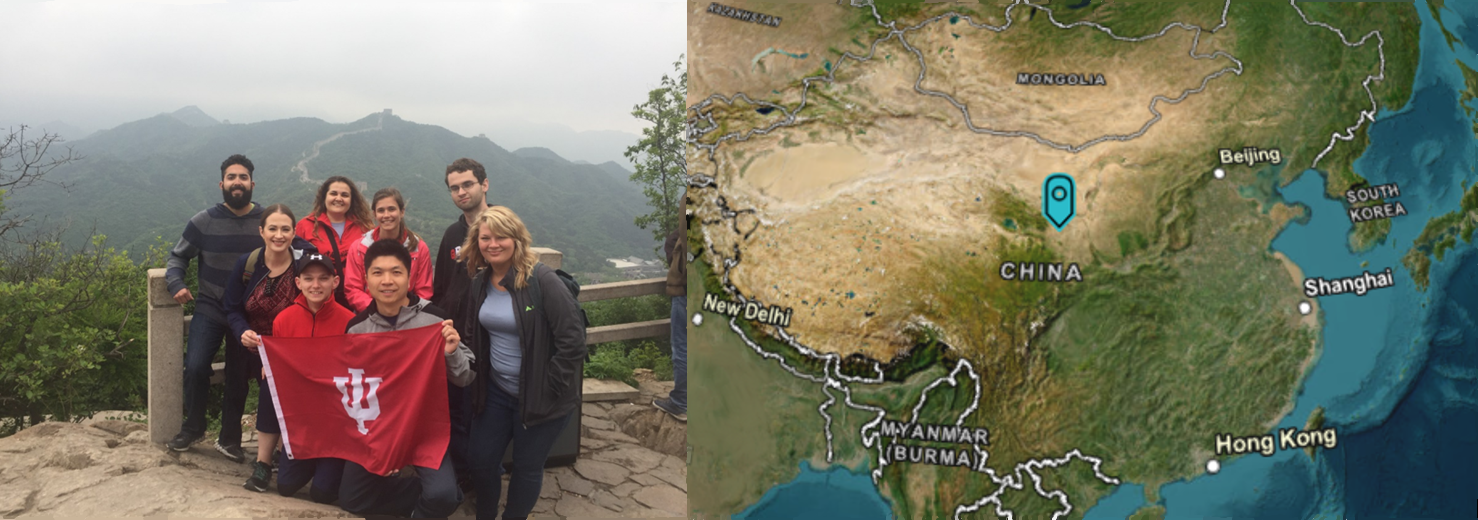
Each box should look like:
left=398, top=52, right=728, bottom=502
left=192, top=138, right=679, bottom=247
left=0, top=1, right=684, bottom=149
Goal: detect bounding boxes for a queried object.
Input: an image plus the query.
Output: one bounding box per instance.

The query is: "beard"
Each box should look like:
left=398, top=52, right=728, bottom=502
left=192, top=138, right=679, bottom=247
left=222, top=186, right=253, bottom=209
left=455, top=194, right=484, bottom=212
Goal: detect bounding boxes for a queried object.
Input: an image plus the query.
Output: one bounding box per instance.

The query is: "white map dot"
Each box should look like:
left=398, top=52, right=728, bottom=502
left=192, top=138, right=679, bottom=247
left=1213, top=168, right=1226, bottom=179
left=692, top=313, right=704, bottom=326
left=1207, top=459, right=1221, bottom=474
left=1299, top=301, right=1312, bottom=315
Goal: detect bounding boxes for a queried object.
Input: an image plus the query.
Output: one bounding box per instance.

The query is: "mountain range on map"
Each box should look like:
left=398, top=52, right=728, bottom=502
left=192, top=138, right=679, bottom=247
left=7, top=106, right=657, bottom=273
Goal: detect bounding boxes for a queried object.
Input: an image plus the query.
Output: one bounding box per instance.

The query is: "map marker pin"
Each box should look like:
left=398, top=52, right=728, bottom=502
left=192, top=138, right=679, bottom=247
left=1042, top=173, right=1076, bottom=232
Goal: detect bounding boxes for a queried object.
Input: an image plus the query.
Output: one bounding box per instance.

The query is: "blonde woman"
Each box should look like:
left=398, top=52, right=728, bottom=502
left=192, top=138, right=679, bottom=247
left=456, top=206, right=585, bottom=520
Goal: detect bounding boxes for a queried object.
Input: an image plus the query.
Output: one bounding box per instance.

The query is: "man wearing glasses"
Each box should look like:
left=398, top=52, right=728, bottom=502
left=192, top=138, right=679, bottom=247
left=431, top=157, right=489, bottom=491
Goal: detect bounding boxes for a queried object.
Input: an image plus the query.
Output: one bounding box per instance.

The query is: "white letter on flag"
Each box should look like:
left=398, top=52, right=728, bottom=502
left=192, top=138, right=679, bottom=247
left=334, top=368, right=382, bottom=434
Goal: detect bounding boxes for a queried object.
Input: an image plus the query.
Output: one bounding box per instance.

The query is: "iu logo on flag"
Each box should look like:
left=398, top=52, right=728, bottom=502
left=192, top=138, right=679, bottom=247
left=262, top=326, right=449, bottom=474
left=334, top=368, right=382, bottom=434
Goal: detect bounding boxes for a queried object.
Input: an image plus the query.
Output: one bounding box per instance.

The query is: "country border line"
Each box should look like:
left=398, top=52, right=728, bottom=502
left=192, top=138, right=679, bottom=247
left=1288, top=0, right=1388, bottom=169
left=679, top=0, right=1398, bottom=516
left=690, top=0, right=1244, bottom=158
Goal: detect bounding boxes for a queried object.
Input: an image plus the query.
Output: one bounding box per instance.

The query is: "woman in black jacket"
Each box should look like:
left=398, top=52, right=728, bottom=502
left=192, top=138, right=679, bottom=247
left=223, top=204, right=319, bottom=493
left=457, top=205, right=585, bottom=520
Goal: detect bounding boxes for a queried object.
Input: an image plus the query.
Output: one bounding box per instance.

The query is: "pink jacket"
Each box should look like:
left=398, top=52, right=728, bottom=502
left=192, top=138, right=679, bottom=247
left=344, top=228, right=433, bottom=312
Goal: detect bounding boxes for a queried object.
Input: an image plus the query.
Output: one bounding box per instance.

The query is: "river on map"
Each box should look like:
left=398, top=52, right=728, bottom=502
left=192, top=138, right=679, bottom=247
left=1085, top=1, right=1478, bottom=518
left=751, top=48, right=810, bottom=71
left=733, top=461, right=893, bottom=520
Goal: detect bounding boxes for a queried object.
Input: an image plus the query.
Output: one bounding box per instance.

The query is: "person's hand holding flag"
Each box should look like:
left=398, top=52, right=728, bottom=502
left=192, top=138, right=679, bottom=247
left=440, top=319, right=459, bottom=354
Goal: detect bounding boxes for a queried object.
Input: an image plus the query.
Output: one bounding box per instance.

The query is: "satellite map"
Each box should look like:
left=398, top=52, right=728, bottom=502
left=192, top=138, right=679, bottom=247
left=685, top=0, right=1476, bottom=519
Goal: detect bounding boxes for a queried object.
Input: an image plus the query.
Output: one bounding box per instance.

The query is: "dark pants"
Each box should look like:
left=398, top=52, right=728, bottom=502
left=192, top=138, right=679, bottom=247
left=448, top=380, right=470, bottom=481
left=340, top=451, right=461, bottom=518
left=669, top=295, right=688, bottom=410
left=469, top=384, right=572, bottom=520
left=221, top=334, right=260, bottom=446
left=277, top=452, right=344, bottom=504
left=181, top=312, right=243, bottom=443
left=256, top=373, right=280, bottom=434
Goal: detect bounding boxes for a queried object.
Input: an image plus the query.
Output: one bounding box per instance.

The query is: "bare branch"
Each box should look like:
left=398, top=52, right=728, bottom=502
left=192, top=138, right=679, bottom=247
left=0, top=125, right=80, bottom=192
left=0, top=125, right=83, bottom=241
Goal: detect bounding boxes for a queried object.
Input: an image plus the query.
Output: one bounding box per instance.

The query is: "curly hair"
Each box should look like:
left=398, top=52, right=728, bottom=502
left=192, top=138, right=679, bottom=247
left=308, top=176, right=374, bottom=230
left=458, top=206, right=537, bottom=290
left=220, top=154, right=254, bottom=179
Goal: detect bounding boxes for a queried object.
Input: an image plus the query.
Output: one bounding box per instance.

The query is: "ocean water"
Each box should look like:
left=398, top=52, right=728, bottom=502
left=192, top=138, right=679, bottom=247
left=1085, top=483, right=1146, bottom=519
left=734, top=460, right=893, bottom=520
left=1086, top=1, right=1478, bottom=517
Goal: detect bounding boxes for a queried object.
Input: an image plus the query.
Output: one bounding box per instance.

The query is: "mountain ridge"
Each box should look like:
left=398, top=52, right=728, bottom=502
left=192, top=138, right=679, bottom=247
left=8, top=110, right=657, bottom=272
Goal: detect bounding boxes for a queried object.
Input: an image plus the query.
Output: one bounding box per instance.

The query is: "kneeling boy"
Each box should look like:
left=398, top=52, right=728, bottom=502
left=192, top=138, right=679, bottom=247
left=253, top=253, right=356, bottom=501
left=339, top=239, right=473, bottom=517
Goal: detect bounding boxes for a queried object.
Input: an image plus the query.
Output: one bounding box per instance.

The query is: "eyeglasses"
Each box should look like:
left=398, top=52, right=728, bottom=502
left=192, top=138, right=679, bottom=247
left=448, top=181, right=480, bottom=194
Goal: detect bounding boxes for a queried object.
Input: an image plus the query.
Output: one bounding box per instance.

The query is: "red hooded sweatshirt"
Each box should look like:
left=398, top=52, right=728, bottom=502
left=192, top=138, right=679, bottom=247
left=272, top=293, right=356, bottom=338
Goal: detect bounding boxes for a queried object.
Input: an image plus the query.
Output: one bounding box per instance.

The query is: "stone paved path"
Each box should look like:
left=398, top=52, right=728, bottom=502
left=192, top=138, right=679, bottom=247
left=459, top=379, right=688, bottom=518
left=0, top=379, right=687, bottom=519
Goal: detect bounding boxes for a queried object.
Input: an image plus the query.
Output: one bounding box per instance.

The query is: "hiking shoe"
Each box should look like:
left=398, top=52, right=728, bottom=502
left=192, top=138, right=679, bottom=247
left=166, top=431, right=202, bottom=451
left=244, top=460, right=273, bottom=492
left=215, top=441, right=246, bottom=463
left=653, top=398, right=687, bottom=422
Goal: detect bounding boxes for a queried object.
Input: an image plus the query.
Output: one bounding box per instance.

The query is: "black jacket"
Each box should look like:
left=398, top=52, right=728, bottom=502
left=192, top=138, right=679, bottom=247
left=223, top=236, right=319, bottom=340
left=461, top=263, right=586, bottom=427
left=432, top=215, right=472, bottom=330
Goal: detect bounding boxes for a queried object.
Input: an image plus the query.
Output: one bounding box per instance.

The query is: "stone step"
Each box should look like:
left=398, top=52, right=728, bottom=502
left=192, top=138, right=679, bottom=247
left=582, top=379, right=639, bottom=402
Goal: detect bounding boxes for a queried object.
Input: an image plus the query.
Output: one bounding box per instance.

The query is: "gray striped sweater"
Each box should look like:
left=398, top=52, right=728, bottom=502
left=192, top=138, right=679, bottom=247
left=165, top=203, right=264, bottom=321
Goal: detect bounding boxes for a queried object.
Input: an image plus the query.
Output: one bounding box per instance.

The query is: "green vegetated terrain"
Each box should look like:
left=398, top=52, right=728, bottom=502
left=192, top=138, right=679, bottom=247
left=8, top=108, right=656, bottom=273
left=1403, top=181, right=1478, bottom=288
left=867, top=168, right=1315, bottom=519
left=688, top=257, right=878, bottom=518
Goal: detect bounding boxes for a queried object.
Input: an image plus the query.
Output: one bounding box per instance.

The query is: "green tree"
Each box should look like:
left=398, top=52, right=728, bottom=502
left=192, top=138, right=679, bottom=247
left=0, top=125, right=153, bottom=436
left=625, top=54, right=688, bottom=248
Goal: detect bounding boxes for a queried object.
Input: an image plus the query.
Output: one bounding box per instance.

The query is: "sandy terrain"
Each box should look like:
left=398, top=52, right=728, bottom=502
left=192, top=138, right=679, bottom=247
left=690, top=1, right=1297, bottom=361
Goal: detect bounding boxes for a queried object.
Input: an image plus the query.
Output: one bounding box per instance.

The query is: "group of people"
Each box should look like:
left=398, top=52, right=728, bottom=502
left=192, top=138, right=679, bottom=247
left=162, top=154, right=655, bottom=519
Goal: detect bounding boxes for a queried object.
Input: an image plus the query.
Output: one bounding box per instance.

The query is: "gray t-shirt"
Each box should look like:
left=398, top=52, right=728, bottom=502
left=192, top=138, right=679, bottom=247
left=331, top=221, right=345, bottom=238
left=478, top=284, right=521, bottom=396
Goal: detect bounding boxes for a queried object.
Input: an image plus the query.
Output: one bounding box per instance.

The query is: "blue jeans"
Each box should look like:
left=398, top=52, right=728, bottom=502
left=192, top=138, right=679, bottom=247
left=340, top=451, right=462, bottom=518
left=469, top=384, right=572, bottom=520
left=277, top=453, right=344, bottom=504
left=181, top=311, right=242, bottom=443
left=669, top=295, right=688, bottom=411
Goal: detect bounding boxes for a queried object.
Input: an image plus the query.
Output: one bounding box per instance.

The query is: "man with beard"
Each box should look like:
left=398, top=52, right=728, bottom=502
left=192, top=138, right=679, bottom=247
left=163, top=154, right=265, bottom=462
left=431, top=157, right=489, bottom=490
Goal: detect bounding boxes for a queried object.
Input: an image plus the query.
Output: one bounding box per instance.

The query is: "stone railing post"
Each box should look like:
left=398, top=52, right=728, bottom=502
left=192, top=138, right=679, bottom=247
left=532, top=247, right=562, bottom=270
left=146, top=268, right=183, bottom=443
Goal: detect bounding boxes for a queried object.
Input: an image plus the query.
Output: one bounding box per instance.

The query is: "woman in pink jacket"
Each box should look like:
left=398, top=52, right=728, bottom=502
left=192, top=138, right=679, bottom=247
left=343, top=187, right=432, bottom=311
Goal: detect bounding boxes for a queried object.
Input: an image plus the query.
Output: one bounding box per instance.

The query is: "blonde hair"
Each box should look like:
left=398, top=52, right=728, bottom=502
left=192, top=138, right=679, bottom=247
left=459, top=206, right=538, bottom=290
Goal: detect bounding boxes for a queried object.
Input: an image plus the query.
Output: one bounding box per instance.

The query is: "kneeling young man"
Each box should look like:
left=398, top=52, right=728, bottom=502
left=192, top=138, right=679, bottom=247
left=339, top=239, right=474, bottom=517
left=256, top=253, right=356, bottom=501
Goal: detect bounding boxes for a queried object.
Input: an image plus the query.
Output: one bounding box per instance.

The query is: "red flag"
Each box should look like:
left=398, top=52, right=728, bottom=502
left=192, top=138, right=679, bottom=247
left=259, top=324, right=449, bottom=475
